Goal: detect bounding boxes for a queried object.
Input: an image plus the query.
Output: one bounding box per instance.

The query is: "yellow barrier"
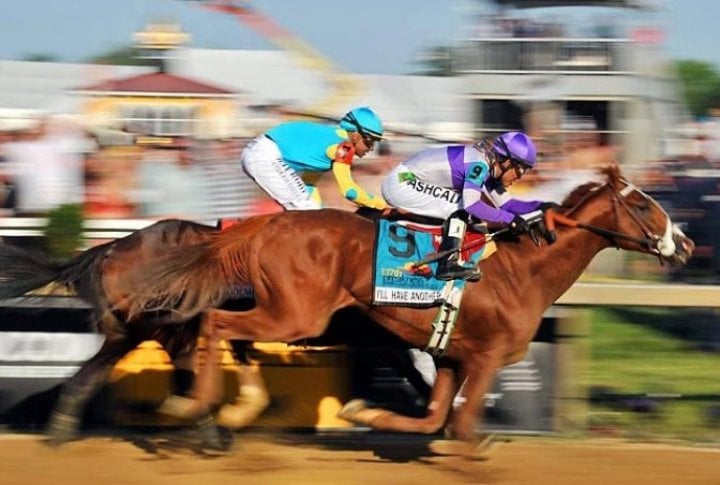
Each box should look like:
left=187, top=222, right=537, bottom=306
left=107, top=340, right=353, bottom=429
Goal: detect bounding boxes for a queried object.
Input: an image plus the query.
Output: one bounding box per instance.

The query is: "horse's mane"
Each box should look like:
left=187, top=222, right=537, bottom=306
left=560, top=163, right=620, bottom=209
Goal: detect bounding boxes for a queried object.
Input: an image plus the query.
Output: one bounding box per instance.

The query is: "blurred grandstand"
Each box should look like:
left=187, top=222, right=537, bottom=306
left=644, top=156, right=720, bottom=283
left=0, top=0, right=714, bottom=281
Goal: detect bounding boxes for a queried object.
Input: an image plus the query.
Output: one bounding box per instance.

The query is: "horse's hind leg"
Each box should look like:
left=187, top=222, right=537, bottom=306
left=154, top=319, right=202, bottom=420
left=154, top=351, right=198, bottom=420
left=338, top=364, right=459, bottom=434
left=47, top=335, right=137, bottom=444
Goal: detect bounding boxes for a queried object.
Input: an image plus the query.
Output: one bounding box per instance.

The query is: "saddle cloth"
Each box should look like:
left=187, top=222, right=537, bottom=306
left=372, top=219, right=496, bottom=307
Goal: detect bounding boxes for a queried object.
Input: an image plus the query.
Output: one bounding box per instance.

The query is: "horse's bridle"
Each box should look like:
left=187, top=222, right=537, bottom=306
left=551, top=177, right=676, bottom=257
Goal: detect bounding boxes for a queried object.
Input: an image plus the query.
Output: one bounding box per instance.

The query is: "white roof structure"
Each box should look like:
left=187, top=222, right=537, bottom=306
left=0, top=49, right=474, bottom=140
left=353, top=73, right=473, bottom=140
left=169, top=48, right=328, bottom=107
left=0, top=60, right=150, bottom=129
left=169, top=48, right=474, bottom=140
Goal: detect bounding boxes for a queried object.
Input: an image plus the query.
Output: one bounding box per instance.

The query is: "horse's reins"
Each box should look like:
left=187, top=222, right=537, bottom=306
left=413, top=179, right=664, bottom=268
left=546, top=209, right=656, bottom=250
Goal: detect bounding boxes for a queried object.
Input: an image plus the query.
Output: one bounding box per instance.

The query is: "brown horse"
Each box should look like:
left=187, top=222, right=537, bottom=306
left=121, top=164, right=694, bottom=449
left=0, top=219, right=267, bottom=447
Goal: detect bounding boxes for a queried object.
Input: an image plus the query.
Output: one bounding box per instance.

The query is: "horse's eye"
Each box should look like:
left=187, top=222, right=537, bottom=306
left=636, top=200, right=651, bottom=212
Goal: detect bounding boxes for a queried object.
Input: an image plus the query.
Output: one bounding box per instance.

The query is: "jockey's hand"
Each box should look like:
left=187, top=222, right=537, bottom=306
left=540, top=201, right=561, bottom=212
left=508, top=215, right=530, bottom=235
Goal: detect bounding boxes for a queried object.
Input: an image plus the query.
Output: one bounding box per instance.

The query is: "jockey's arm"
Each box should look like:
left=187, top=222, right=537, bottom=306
left=470, top=171, right=543, bottom=217
left=468, top=188, right=545, bottom=231
left=461, top=167, right=516, bottom=224
left=463, top=188, right=516, bottom=224
left=487, top=187, right=544, bottom=215
left=499, top=197, right=543, bottom=215
left=330, top=142, right=387, bottom=210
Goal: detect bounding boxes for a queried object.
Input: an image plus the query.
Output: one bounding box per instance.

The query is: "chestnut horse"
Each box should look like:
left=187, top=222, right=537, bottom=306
left=120, top=164, right=693, bottom=449
left=0, top=219, right=266, bottom=447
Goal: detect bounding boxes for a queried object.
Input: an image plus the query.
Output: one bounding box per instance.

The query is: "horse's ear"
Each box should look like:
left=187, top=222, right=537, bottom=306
left=599, top=161, right=621, bottom=184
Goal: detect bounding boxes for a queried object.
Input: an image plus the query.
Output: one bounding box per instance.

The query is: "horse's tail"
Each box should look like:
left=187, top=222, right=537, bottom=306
left=123, top=215, right=272, bottom=321
left=0, top=242, right=108, bottom=299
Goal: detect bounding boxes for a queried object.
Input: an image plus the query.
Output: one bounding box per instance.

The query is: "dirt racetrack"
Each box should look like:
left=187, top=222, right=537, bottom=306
left=1, top=431, right=719, bottom=485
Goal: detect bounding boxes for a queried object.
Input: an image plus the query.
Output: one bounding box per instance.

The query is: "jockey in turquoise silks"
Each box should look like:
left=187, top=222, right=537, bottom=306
left=241, top=106, right=387, bottom=211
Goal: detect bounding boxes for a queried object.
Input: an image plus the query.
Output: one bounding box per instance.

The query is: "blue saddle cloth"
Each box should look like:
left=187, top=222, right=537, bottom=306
left=372, top=220, right=484, bottom=307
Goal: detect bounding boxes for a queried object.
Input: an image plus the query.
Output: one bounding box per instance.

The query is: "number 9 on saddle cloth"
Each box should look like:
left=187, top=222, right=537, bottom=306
left=371, top=210, right=551, bottom=307
left=371, top=219, right=495, bottom=307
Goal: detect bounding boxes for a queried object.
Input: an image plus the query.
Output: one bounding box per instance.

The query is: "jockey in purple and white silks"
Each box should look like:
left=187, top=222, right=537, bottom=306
left=382, top=131, right=551, bottom=281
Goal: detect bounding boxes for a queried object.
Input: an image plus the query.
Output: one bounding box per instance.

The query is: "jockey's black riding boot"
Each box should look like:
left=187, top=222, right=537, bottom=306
left=435, top=212, right=482, bottom=282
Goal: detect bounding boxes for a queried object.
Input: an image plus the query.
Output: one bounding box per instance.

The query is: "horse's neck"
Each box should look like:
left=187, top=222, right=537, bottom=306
left=525, top=206, right=613, bottom=309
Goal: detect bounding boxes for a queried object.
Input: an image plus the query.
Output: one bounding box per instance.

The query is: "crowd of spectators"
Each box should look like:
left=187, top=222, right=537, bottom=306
left=0, top=115, right=617, bottom=224
left=0, top=118, right=262, bottom=223
left=637, top=125, right=720, bottom=282
left=1, top=114, right=715, bottom=281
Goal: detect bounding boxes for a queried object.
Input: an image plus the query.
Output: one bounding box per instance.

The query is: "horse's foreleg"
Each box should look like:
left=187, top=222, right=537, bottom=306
left=446, top=352, right=503, bottom=443
left=338, top=365, right=459, bottom=434
left=47, top=336, right=137, bottom=444
left=217, top=363, right=270, bottom=428
left=217, top=340, right=270, bottom=429
left=190, top=300, right=339, bottom=431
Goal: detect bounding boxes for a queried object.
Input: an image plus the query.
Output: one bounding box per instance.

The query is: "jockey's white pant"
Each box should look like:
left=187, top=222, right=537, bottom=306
left=241, top=135, right=320, bottom=211
left=381, top=163, right=463, bottom=219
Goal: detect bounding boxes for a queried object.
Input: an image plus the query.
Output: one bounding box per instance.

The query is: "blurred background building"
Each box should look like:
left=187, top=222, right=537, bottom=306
left=0, top=0, right=717, bottom=279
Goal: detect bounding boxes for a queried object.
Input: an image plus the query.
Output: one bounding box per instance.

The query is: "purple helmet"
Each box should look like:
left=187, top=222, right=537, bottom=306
left=492, top=131, right=537, bottom=169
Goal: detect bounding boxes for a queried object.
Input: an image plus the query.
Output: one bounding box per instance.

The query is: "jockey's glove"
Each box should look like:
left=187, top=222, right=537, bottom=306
left=508, top=215, right=530, bottom=235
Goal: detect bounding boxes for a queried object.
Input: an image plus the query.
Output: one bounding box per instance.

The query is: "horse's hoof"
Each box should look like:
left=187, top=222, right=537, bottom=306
left=216, top=385, right=270, bottom=429
left=195, top=413, right=226, bottom=451
left=46, top=413, right=80, bottom=446
left=429, top=435, right=499, bottom=460
left=337, top=399, right=367, bottom=420
left=45, top=433, right=75, bottom=448
left=337, top=399, right=388, bottom=426
left=157, top=395, right=199, bottom=420
left=201, top=434, right=224, bottom=451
